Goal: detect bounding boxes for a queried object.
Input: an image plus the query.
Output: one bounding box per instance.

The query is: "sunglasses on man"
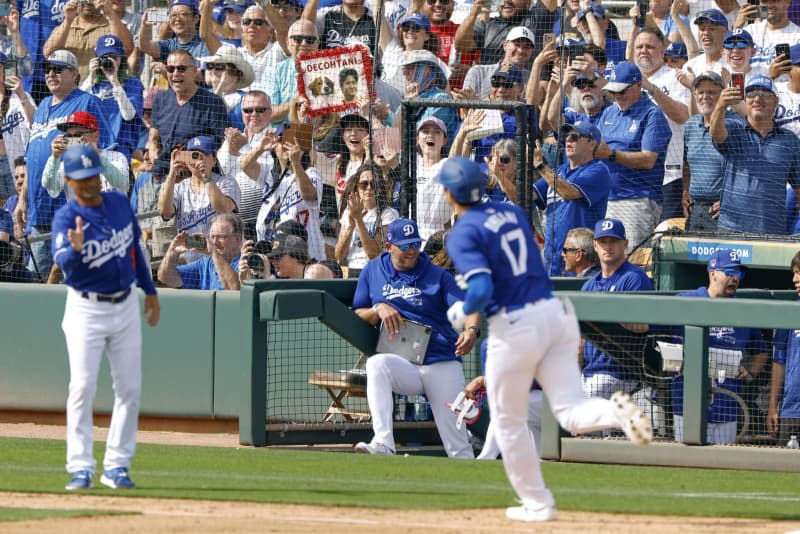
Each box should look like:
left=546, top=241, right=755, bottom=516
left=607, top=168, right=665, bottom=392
left=490, top=78, right=515, bottom=89
left=243, top=18, right=268, bottom=26
left=290, top=35, right=318, bottom=44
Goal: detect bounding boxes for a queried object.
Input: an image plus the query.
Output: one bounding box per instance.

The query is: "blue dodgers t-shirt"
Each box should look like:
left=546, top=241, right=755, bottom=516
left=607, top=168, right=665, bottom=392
left=580, top=261, right=652, bottom=379
left=534, top=158, right=610, bottom=276
left=353, top=251, right=464, bottom=365
left=714, top=119, right=800, bottom=235
left=773, top=325, right=800, bottom=418
left=177, top=254, right=240, bottom=290
left=597, top=94, right=671, bottom=202
left=670, top=287, right=767, bottom=422
left=446, top=201, right=553, bottom=318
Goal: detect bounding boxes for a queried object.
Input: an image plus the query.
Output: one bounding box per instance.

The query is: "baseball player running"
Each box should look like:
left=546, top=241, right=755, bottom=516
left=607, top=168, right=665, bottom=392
left=437, top=156, right=652, bottom=522
left=52, top=146, right=160, bottom=491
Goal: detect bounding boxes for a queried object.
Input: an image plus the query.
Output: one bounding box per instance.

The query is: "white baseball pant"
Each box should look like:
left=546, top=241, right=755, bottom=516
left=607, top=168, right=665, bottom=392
left=364, top=353, right=474, bottom=459
left=62, top=287, right=142, bottom=474
left=477, top=389, right=542, bottom=460
left=673, top=415, right=737, bottom=444
left=486, top=297, right=626, bottom=509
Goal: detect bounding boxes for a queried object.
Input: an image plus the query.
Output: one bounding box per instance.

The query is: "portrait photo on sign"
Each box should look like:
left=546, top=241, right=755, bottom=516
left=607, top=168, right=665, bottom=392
left=297, top=45, right=373, bottom=116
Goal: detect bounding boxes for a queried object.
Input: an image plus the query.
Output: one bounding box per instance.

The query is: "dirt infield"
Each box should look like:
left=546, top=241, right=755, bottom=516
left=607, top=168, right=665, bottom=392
left=3, top=423, right=800, bottom=533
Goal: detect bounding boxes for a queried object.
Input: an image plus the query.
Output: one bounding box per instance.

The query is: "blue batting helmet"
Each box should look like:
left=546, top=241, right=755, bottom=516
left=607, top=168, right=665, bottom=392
left=435, top=156, right=485, bottom=204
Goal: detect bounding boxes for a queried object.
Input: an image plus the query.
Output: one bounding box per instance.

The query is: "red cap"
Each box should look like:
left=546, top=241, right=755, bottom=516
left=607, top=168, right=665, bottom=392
left=57, top=111, right=99, bottom=132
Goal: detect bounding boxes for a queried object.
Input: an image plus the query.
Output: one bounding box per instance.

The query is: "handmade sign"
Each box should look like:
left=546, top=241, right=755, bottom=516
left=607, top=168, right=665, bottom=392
left=297, top=45, right=373, bottom=116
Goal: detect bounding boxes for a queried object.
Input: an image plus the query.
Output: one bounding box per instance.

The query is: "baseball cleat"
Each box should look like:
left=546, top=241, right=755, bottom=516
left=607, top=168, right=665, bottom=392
left=505, top=504, right=557, bottom=522
left=611, top=391, right=653, bottom=446
left=354, top=441, right=395, bottom=455
left=100, top=467, right=136, bottom=489
left=65, top=470, right=93, bottom=491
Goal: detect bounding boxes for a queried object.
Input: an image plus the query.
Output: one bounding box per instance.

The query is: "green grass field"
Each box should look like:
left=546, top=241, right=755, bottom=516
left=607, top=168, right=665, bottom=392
left=1, top=437, right=799, bottom=521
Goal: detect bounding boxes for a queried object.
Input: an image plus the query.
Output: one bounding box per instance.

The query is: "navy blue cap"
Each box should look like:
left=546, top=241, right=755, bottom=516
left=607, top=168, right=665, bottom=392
left=563, top=121, right=601, bottom=145
left=491, top=63, right=524, bottom=85
left=386, top=219, right=421, bottom=246
left=184, top=135, right=215, bottom=154
left=694, top=9, right=728, bottom=28
left=664, top=41, right=687, bottom=59
left=594, top=218, right=626, bottom=240
left=400, top=13, right=431, bottom=32
left=790, top=44, right=800, bottom=65
left=604, top=61, right=642, bottom=92
left=724, top=28, right=754, bottom=46
left=707, top=249, right=747, bottom=271
left=62, top=146, right=102, bottom=181
left=169, top=0, right=198, bottom=13
left=95, top=34, right=124, bottom=57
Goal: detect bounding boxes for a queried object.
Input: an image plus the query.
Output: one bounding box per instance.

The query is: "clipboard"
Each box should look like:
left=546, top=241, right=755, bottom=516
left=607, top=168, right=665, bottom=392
left=375, top=319, right=432, bottom=364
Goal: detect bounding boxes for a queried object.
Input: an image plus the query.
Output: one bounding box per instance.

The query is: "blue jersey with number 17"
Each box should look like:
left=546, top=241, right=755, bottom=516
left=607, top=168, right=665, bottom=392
left=446, top=201, right=553, bottom=317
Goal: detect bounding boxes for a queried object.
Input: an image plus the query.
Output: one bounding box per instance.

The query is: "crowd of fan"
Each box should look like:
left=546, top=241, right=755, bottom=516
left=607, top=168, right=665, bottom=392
left=2, top=0, right=800, bottom=287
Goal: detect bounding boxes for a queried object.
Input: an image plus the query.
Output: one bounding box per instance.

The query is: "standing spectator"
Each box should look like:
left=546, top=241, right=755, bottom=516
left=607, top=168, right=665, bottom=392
left=52, top=145, right=159, bottom=492
left=581, top=218, right=653, bottom=400
left=533, top=121, right=610, bottom=277
left=579, top=3, right=626, bottom=66
left=303, top=0, right=389, bottom=57
left=43, top=0, right=134, bottom=80
left=81, top=34, right=145, bottom=163
left=664, top=41, right=690, bottom=69
left=685, top=0, right=740, bottom=45
left=261, top=18, right=319, bottom=126
left=25, top=50, right=112, bottom=279
left=140, top=0, right=209, bottom=62
left=352, top=218, right=479, bottom=458
left=562, top=226, right=601, bottom=277
left=157, top=135, right=240, bottom=237
left=413, top=116, right=451, bottom=242
left=218, top=90, right=276, bottom=240
left=671, top=250, right=769, bottom=444
left=682, top=10, right=728, bottom=78
left=199, top=45, right=255, bottom=130
left=0, top=54, right=35, bottom=203
left=413, top=0, right=480, bottom=88
left=721, top=29, right=766, bottom=82
left=255, top=132, right=325, bottom=261
left=158, top=212, right=243, bottom=289
left=710, top=75, right=800, bottom=234
left=480, top=139, right=520, bottom=204
left=18, top=0, right=68, bottom=103
left=5, top=157, right=26, bottom=236
left=683, top=70, right=733, bottom=232
left=263, top=0, right=304, bottom=56
left=149, top=49, right=229, bottom=176
left=458, top=26, right=534, bottom=100
left=41, top=111, right=129, bottom=201
left=455, top=0, right=557, bottom=65
left=334, top=113, right=370, bottom=208
left=769, top=250, right=800, bottom=442
left=335, top=164, right=398, bottom=276
left=631, top=27, right=690, bottom=222
left=594, top=61, right=671, bottom=251
left=383, top=13, right=439, bottom=93
left=737, top=0, right=800, bottom=81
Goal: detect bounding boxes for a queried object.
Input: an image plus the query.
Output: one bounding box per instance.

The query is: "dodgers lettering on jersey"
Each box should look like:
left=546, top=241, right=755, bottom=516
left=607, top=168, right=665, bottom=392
left=446, top=201, right=553, bottom=317
left=1, top=111, right=26, bottom=136
left=51, top=191, right=156, bottom=295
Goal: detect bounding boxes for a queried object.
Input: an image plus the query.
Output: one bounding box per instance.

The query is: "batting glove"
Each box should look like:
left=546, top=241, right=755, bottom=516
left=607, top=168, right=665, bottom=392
left=447, top=301, right=466, bottom=330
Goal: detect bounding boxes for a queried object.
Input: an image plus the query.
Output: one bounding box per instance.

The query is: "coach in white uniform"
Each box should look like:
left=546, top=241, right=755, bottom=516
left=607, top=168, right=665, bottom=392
left=52, top=146, right=160, bottom=491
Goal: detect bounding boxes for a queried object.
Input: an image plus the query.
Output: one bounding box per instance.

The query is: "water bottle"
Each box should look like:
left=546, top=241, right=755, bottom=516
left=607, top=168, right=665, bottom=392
left=414, top=395, right=429, bottom=421
left=788, top=435, right=799, bottom=449
left=394, top=394, right=407, bottom=421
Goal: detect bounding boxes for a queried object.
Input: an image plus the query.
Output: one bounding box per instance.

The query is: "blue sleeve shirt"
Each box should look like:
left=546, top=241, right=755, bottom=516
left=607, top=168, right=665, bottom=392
left=773, top=325, right=800, bottom=418
left=51, top=191, right=156, bottom=295
left=177, top=254, right=241, bottom=290
left=580, top=261, right=653, bottom=380
left=151, top=88, right=229, bottom=159
left=715, top=120, right=800, bottom=234
left=597, top=94, right=671, bottom=202
left=353, top=251, right=465, bottom=365
left=446, top=201, right=553, bottom=318
left=684, top=112, right=737, bottom=202
left=538, top=159, right=610, bottom=276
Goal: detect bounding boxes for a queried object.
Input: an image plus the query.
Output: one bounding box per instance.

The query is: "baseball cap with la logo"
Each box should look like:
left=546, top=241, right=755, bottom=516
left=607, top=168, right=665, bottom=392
left=62, top=146, right=103, bottom=180
left=387, top=219, right=421, bottom=246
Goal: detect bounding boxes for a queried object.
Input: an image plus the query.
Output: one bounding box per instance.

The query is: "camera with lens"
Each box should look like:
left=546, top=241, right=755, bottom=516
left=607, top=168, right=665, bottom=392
left=246, top=240, right=273, bottom=275
left=100, top=56, right=116, bottom=71
left=246, top=254, right=265, bottom=271
left=0, top=240, right=28, bottom=282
